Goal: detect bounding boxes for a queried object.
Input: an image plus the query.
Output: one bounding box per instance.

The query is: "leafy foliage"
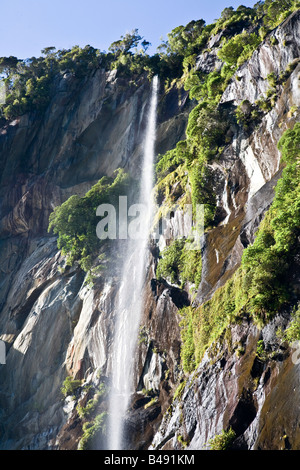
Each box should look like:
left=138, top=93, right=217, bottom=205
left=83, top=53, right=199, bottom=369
left=186, top=102, right=229, bottom=160
left=242, top=122, right=300, bottom=317
left=78, top=412, right=107, bottom=450
left=61, top=376, right=82, bottom=397
left=258, top=0, right=300, bottom=32
left=1, top=1, right=297, bottom=122
left=156, top=239, right=185, bottom=285
left=154, top=3, right=279, bottom=230
left=179, top=122, right=300, bottom=372
left=156, top=5, right=300, bottom=372
left=282, top=303, right=300, bottom=343
left=210, top=4, right=258, bottom=37
left=154, top=74, right=231, bottom=229
left=156, top=238, right=202, bottom=288
left=108, top=29, right=144, bottom=55
left=187, top=162, right=216, bottom=226
left=179, top=270, right=244, bottom=372
left=2, top=0, right=299, bottom=369
left=208, top=428, right=236, bottom=450
left=0, top=45, right=102, bottom=120
left=217, top=31, right=261, bottom=67
left=48, top=169, right=133, bottom=273
left=179, top=307, right=196, bottom=372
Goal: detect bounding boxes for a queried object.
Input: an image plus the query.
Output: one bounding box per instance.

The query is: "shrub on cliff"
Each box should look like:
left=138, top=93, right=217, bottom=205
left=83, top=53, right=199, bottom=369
left=217, top=31, right=261, bottom=67
left=242, top=122, right=300, bottom=317
left=156, top=238, right=202, bottom=288
left=281, top=303, right=300, bottom=343
left=48, top=169, right=132, bottom=273
left=207, top=428, right=236, bottom=450
left=260, top=0, right=300, bottom=30
left=78, top=413, right=107, bottom=450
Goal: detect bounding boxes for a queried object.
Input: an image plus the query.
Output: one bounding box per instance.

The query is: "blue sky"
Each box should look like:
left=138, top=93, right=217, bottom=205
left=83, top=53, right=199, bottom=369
left=1, top=0, right=258, bottom=59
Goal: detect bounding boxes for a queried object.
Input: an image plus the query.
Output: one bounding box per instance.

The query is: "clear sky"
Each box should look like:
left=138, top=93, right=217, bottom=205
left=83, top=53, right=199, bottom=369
left=0, top=0, right=258, bottom=59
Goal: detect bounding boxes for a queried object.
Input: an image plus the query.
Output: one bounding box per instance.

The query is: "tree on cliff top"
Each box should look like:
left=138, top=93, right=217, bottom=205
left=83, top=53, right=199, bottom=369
left=108, top=29, right=145, bottom=55
left=0, top=56, right=19, bottom=78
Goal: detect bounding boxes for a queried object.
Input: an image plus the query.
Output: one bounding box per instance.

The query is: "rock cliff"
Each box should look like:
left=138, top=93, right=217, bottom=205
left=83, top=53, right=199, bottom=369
left=150, top=10, right=300, bottom=451
left=0, top=66, right=192, bottom=449
left=0, top=8, right=299, bottom=451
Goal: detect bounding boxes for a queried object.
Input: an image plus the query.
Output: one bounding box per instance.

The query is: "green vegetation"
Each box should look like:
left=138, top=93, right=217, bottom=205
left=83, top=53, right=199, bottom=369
left=0, top=45, right=102, bottom=120
left=154, top=0, right=300, bottom=204
left=211, top=5, right=258, bottom=33
left=207, top=427, right=236, bottom=450
left=158, top=20, right=207, bottom=58
left=72, top=378, right=108, bottom=450
left=155, top=6, right=300, bottom=371
left=172, top=380, right=187, bottom=402
left=0, top=32, right=171, bottom=121
left=179, top=272, right=243, bottom=372
left=256, top=340, right=267, bottom=361
left=241, top=123, right=300, bottom=318
left=282, top=304, right=300, bottom=343
left=217, top=31, right=261, bottom=67
left=0, top=1, right=298, bottom=123
left=177, top=434, right=189, bottom=448
left=48, top=169, right=133, bottom=274
left=179, top=307, right=197, bottom=373
left=179, top=122, right=300, bottom=373
left=61, top=376, right=82, bottom=398
left=144, top=397, right=159, bottom=409
left=78, top=412, right=107, bottom=450
left=76, top=383, right=106, bottom=419
left=153, top=4, right=268, bottom=230
left=41, top=4, right=299, bottom=375
left=154, top=76, right=229, bottom=229
left=236, top=58, right=300, bottom=128
left=3, top=0, right=298, bottom=380
left=257, top=0, right=300, bottom=36
left=252, top=59, right=300, bottom=117
left=235, top=99, right=262, bottom=128
left=186, top=101, right=230, bottom=161
left=156, top=239, right=202, bottom=288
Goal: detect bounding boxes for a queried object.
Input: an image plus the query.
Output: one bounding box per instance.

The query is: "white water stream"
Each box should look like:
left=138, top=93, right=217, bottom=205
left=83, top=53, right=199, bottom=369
left=108, top=76, right=159, bottom=450
left=221, top=177, right=231, bottom=225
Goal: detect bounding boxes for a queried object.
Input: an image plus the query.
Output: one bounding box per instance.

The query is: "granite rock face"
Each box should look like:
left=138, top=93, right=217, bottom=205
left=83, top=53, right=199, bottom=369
left=0, top=11, right=299, bottom=450
left=0, top=69, right=191, bottom=449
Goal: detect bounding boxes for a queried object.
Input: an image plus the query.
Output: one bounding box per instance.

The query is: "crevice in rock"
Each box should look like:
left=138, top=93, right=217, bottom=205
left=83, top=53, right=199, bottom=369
left=155, top=432, right=176, bottom=450
left=168, top=286, right=190, bottom=309
left=250, top=356, right=265, bottom=379
left=137, top=341, right=154, bottom=392
left=12, top=277, right=57, bottom=331
left=229, top=388, right=257, bottom=438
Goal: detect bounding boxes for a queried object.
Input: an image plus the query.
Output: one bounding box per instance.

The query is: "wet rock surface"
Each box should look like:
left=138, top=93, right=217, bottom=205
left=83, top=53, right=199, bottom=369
left=0, top=69, right=192, bottom=449
left=0, top=11, right=299, bottom=450
left=149, top=313, right=295, bottom=450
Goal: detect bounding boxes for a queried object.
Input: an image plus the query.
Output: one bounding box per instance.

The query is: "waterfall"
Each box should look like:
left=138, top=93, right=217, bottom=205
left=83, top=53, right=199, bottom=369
left=221, top=177, right=231, bottom=225
left=107, top=75, right=159, bottom=450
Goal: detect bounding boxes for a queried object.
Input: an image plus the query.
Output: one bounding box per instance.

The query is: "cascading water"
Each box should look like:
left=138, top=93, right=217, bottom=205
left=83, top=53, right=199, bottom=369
left=108, top=75, right=159, bottom=450
left=221, top=177, right=231, bottom=225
